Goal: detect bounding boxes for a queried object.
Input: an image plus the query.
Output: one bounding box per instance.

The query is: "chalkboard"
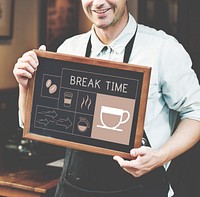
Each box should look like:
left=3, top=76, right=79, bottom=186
left=24, top=50, right=151, bottom=159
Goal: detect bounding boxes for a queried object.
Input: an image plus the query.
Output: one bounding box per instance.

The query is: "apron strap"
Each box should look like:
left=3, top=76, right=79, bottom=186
left=85, top=25, right=138, bottom=64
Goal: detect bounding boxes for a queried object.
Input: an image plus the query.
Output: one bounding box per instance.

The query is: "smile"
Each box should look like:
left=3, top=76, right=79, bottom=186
left=93, top=8, right=111, bottom=14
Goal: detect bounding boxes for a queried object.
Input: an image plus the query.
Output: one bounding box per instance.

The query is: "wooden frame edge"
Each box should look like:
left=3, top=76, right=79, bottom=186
left=23, top=50, right=151, bottom=159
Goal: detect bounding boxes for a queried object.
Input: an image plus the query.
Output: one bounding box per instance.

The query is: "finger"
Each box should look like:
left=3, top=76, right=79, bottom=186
left=22, top=51, right=39, bottom=67
left=15, top=61, right=35, bottom=75
left=17, top=56, right=38, bottom=71
left=13, top=70, right=32, bottom=88
left=39, top=45, right=46, bottom=51
left=113, top=156, right=140, bottom=177
left=113, top=156, right=124, bottom=166
left=123, top=167, right=144, bottom=178
left=13, top=65, right=33, bottom=79
left=113, top=156, right=131, bottom=167
left=130, top=147, right=147, bottom=157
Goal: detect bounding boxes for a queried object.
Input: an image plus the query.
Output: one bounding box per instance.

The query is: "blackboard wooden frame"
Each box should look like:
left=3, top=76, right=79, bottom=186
left=23, top=50, right=151, bottom=159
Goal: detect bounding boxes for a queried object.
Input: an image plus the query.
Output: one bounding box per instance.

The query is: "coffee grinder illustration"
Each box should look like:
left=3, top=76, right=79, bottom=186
left=64, top=92, right=73, bottom=107
left=77, top=117, right=90, bottom=132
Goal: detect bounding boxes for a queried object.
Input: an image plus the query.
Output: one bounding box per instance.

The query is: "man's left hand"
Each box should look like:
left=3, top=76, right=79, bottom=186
left=113, top=146, right=163, bottom=177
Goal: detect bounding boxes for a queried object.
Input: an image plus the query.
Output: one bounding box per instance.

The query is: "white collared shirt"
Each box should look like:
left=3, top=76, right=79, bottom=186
left=58, top=14, right=200, bottom=152
left=58, top=14, right=200, bottom=197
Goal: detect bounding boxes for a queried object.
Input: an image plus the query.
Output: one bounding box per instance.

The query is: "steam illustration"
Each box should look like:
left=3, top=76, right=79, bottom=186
left=81, top=95, right=91, bottom=110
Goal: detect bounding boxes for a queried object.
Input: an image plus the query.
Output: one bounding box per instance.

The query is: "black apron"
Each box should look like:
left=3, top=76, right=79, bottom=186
left=55, top=28, right=169, bottom=197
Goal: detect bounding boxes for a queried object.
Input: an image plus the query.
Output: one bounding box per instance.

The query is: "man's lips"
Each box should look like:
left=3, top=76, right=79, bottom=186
left=92, top=8, right=111, bottom=14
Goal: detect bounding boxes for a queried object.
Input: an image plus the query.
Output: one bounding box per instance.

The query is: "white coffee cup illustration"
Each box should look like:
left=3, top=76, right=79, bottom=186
left=97, top=106, right=130, bottom=131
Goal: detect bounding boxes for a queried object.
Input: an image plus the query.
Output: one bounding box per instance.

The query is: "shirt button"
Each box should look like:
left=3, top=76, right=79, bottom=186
left=142, top=138, right=148, bottom=146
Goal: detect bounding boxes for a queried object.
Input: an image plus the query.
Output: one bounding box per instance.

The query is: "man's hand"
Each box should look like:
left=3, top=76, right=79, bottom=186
left=113, top=146, right=164, bottom=177
left=13, top=45, right=46, bottom=124
left=13, top=45, right=46, bottom=87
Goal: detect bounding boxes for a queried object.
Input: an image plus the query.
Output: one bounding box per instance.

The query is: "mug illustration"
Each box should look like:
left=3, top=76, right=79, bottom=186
left=97, top=106, right=130, bottom=131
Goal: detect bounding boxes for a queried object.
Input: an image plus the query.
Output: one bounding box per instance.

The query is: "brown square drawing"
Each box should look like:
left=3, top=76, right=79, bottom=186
left=92, top=94, right=135, bottom=145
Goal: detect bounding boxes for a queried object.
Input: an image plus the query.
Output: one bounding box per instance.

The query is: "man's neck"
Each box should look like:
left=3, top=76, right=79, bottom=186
left=94, top=13, right=129, bottom=45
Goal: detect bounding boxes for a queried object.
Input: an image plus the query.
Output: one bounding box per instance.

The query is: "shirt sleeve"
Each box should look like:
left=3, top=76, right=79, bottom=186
left=18, top=111, right=24, bottom=128
left=159, top=39, right=200, bottom=121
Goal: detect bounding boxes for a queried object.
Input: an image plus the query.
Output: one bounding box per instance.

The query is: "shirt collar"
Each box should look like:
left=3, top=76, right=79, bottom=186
left=90, top=14, right=137, bottom=56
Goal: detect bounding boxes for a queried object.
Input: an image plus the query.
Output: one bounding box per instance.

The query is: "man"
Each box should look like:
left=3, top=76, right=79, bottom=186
left=13, top=0, right=200, bottom=196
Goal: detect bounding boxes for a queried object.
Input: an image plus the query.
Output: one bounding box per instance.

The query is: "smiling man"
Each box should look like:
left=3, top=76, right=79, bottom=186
left=13, top=0, right=200, bottom=197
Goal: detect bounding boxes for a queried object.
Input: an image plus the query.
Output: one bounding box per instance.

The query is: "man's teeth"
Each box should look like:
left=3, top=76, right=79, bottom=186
left=95, top=9, right=109, bottom=14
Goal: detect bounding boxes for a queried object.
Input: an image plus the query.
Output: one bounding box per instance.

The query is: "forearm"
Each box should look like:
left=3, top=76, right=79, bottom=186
left=158, top=118, right=200, bottom=165
left=113, top=118, right=200, bottom=177
left=18, top=84, right=28, bottom=125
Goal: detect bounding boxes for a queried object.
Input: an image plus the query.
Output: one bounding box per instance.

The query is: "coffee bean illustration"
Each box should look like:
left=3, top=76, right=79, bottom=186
left=49, top=84, right=57, bottom=94
left=46, top=79, right=52, bottom=88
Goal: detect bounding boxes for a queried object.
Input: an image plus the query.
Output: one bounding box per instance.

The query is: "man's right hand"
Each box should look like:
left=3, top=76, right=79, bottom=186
left=13, top=45, right=46, bottom=88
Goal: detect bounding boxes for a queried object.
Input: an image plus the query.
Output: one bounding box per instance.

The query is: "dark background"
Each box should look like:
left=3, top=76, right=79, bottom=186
left=138, top=1, right=200, bottom=197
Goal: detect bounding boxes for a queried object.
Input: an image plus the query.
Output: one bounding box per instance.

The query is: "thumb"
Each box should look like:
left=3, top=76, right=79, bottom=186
left=38, top=45, right=46, bottom=51
left=130, top=147, right=146, bottom=157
